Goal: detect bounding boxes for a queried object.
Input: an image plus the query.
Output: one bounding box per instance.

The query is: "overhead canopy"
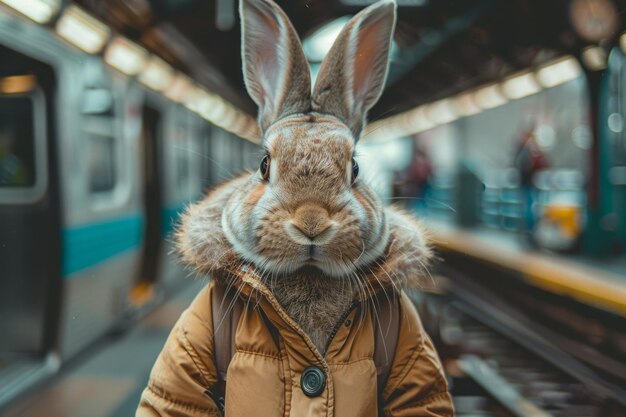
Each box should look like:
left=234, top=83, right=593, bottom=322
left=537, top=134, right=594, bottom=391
left=76, top=0, right=626, bottom=121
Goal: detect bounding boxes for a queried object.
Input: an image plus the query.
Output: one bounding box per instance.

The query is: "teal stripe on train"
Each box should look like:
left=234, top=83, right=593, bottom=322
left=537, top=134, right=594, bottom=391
left=161, top=202, right=188, bottom=237
left=62, top=214, right=144, bottom=277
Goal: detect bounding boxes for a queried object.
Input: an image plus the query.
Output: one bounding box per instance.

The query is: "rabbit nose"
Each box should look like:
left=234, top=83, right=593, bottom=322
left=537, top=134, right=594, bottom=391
left=291, top=205, right=333, bottom=239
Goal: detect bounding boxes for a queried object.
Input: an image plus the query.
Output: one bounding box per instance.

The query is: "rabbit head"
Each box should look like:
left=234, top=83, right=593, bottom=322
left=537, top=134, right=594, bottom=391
left=220, top=0, right=396, bottom=278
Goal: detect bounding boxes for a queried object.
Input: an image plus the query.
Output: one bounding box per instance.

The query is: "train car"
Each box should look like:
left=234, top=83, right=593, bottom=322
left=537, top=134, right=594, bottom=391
left=0, top=8, right=257, bottom=405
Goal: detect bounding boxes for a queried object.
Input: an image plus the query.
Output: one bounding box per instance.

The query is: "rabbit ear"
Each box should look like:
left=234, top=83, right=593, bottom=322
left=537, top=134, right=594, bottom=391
left=240, top=0, right=312, bottom=133
left=312, top=0, right=396, bottom=139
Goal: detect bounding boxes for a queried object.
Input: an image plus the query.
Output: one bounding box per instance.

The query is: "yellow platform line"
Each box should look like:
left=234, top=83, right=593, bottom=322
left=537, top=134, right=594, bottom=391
left=429, top=227, right=626, bottom=317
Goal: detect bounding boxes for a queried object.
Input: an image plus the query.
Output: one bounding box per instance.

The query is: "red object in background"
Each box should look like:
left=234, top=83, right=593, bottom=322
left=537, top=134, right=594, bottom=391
left=408, top=148, right=432, bottom=185
left=515, top=131, right=550, bottom=186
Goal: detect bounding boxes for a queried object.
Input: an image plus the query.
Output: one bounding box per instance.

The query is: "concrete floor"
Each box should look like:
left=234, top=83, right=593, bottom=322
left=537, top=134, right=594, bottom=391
left=3, top=278, right=208, bottom=417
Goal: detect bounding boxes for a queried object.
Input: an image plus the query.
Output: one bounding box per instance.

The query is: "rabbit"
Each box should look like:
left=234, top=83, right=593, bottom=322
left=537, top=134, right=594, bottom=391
left=137, top=1, right=454, bottom=415
left=177, top=0, right=433, bottom=352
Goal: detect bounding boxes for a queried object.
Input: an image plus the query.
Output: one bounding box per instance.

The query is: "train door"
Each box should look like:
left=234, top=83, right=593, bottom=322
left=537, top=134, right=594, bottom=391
left=133, top=104, right=163, bottom=303
left=0, top=47, right=60, bottom=387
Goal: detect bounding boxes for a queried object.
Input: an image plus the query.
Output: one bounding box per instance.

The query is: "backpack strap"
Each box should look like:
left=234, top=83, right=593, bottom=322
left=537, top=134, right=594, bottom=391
left=373, top=290, right=400, bottom=404
left=210, top=282, right=243, bottom=412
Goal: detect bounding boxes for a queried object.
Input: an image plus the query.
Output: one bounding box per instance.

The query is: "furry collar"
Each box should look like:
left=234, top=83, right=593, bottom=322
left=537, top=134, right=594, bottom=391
left=176, top=182, right=433, bottom=298
left=176, top=181, right=432, bottom=350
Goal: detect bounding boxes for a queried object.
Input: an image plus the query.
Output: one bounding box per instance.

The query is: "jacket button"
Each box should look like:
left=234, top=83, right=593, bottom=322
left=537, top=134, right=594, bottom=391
left=301, top=366, right=326, bottom=397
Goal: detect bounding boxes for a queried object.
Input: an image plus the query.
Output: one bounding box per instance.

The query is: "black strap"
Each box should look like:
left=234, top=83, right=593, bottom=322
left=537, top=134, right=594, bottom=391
left=210, top=282, right=243, bottom=413
left=373, top=290, right=400, bottom=408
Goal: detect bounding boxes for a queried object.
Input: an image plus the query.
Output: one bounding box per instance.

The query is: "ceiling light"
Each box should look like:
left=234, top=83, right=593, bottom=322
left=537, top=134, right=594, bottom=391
left=362, top=117, right=400, bottom=142
left=0, top=0, right=60, bottom=23
left=198, top=93, right=226, bottom=122
left=183, top=85, right=206, bottom=113
left=425, top=99, right=458, bottom=125
left=580, top=46, right=607, bottom=71
left=164, top=74, right=192, bottom=103
left=406, top=106, right=435, bottom=133
left=501, top=71, right=541, bottom=99
left=213, top=103, right=238, bottom=129
left=535, top=56, right=581, bottom=88
left=104, top=37, right=148, bottom=75
left=139, top=56, right=174, bottom=91
left=473, top=84, right=507, bottom=109
left=55, top=5, right=110, bottom=54
left=454, top=92, right=481, bottom=117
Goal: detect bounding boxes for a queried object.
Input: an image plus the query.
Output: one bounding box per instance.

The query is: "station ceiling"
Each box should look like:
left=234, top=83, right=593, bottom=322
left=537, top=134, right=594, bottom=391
left=76, top=0, right=626, bottom=121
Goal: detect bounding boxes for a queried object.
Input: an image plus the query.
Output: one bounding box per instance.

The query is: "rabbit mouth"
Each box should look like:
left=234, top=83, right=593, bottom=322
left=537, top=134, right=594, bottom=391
left=306, top=244, right=322, bottom=261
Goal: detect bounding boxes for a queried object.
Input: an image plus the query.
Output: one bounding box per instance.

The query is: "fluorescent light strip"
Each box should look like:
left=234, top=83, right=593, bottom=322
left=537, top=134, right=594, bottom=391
left=196, top=91, right=260, bottom=143
left=363, top=55, right=583, bottom=142
left=183, top=85, right=205, bottom=113
left=56, top=5, right=110, bottom=54
left=164, top=74, right=192, bottom=103
left=1, top=0, right=60, bottom=23
left=4, top=0, right=258, bottom=143
left=425, top=99, right=458, bottom=124
left=501, top=71, right=541, bottom=99
left=454, top=92, right=481, bottom=117
left=536, top=56, right=581, bottom=88
left=164, top=75, right=261, bottom=142
left=105, top=37, right=148, bottom=75
left=139, top=56, right=174, bottom=91
left=473, top=84, right=508, bottom=109
left=198, top=92, right=226, bottom=122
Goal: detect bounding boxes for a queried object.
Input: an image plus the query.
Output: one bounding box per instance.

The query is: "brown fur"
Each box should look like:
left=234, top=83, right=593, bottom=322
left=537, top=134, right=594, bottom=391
left=175, top=0, right=431, bottom=351
left=268, top=271, right=355, bottom=352
left=176, top=175, right=433, bottom=350
left=311, top=1, right=396, bottom=137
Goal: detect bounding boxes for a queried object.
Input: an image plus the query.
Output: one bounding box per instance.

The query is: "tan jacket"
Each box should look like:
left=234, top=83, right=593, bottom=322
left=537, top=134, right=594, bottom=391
left=136, top=267, right=453, bottom=417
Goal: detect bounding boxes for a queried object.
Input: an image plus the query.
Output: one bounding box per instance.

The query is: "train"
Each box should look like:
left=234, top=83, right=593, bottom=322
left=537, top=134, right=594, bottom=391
left=0, top=7, right=259, bottom=405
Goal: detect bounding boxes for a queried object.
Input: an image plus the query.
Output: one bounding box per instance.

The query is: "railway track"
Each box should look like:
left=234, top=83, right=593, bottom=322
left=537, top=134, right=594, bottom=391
left=417, top=268, right=626, bottom=417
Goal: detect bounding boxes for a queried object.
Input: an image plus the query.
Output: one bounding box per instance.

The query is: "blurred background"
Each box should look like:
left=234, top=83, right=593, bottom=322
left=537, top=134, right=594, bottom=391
left=0, top=0, right=625, bottom=416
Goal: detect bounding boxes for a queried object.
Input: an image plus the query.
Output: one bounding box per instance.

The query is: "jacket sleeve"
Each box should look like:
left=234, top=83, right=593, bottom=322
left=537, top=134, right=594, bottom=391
left=381, top=292, right=454, bottom=417
left=136, top=283, right=222, bottom=417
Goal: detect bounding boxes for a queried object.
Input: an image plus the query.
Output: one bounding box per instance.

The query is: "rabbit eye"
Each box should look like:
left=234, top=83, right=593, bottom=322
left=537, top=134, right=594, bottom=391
left=351, top=158, right=359, bottom=183
left=260, top=155, right=271, bottom=180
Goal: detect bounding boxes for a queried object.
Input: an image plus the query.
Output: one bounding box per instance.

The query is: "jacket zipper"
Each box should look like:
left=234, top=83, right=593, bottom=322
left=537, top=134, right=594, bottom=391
left=322, top=301, right=360, bottom=356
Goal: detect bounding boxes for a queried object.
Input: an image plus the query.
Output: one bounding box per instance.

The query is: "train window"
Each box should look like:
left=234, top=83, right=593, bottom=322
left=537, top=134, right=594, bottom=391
left=0, top=96, right=36, bottom=188
left=81, top=83, right=121, bottom=199
left=85, top=127, right=116, bottom=194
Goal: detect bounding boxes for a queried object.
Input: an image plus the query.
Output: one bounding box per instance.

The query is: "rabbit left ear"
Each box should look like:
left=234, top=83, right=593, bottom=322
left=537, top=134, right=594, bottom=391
left=240, top=0, right=312, bottom=133
left=312, top=0, right=396, bottom=139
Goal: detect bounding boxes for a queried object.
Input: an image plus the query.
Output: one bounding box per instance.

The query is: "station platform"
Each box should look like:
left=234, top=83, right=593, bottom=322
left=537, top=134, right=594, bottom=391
left=2, top=279, right=207, bottom=417
left=3, top=221, right=626, bottom=417
left=426, top=218, right=626, bottom=317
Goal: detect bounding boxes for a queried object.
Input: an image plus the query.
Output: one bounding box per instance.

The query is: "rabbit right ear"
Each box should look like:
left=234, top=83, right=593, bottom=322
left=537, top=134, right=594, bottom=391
left=312, top=0, right=396, bottom=139
left=240, top=0, right=311, bottom=133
